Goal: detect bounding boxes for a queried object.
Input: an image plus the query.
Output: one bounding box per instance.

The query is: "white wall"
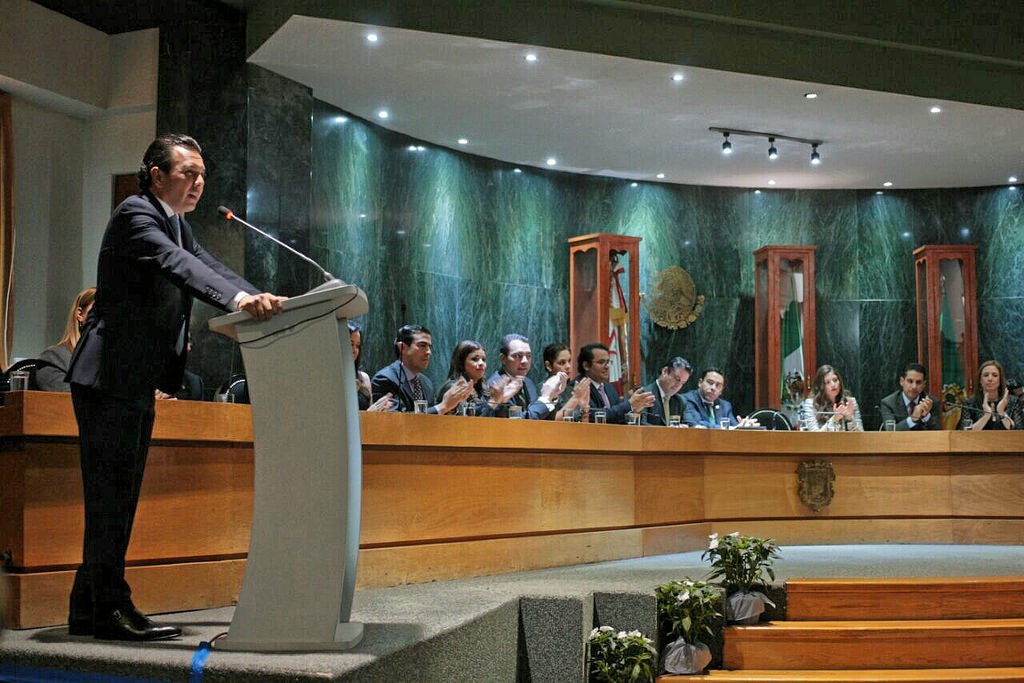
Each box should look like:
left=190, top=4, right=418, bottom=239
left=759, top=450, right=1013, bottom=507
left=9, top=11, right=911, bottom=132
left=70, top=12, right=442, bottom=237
left=2, top=2, right=156, bottom=358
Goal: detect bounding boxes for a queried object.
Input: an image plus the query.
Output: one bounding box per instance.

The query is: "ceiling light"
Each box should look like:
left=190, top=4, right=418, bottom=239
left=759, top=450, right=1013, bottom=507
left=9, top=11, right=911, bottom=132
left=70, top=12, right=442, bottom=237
left=804, top=92, right=818, bottom=99
left=656, top=173, right=665, bottom=179
left=672, top=73, right=684, bottom=82
left=365, top=32, right=379, bottom=43
left=376, top=109, right=389, bottom=120
left=721, top=132, right=732, bottom=155
left=1010, top=176, right=1019, bottom=183
left=930, top=106, right=942, bottom=114
left=457, top=138, right=468, bottom=145
left=546, top=157, right=557, bottom=166
left=525, top=53, right=538, bottom=63
left=768, top=137, right=778, bottom=160
left=810, top=144, right=821, bottom=165
left=767, top=180, right=776, bottom=186
left=883, top=181, right=893, bottom=187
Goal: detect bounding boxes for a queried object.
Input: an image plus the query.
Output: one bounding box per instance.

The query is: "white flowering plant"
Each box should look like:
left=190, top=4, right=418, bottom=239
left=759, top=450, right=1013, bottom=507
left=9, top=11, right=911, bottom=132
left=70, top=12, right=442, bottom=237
left=586, top=626, right=658, bottom=683
left=702, top=532, right=780, bottom=594
left=654, top=579, right=723, bottom=643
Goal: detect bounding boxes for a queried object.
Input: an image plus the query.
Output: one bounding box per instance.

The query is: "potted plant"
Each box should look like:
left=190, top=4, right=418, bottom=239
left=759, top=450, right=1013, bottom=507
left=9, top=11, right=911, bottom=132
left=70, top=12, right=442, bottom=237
left=586, top=625, right=658, bottom=682
left=654, top=579, right=722, bottom=674
left=703, top=532, right=780, bottom=624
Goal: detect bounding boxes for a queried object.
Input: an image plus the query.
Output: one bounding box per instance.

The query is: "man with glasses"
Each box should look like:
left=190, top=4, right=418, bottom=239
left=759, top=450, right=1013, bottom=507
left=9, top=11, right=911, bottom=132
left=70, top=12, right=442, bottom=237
left=644, top=356, right=693, bottom=426
left=487, top=333, right=566, bottom=419
left=574, top=342, right=655, bottom=423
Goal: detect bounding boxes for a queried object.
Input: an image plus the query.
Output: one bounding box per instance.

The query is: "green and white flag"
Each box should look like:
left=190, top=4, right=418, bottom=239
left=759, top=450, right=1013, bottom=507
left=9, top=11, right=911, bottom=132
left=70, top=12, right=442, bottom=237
left=780, top=270, right=804, bottom=397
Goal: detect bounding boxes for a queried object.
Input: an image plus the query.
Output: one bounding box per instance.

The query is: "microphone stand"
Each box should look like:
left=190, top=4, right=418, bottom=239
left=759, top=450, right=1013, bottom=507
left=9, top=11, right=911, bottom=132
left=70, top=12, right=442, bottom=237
left=218, top=206, right=343, bottom=293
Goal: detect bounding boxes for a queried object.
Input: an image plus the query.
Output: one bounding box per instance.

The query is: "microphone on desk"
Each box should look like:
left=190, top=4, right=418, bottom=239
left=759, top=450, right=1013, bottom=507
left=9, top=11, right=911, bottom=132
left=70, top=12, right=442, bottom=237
left=218, top=206, right=342, bottom=291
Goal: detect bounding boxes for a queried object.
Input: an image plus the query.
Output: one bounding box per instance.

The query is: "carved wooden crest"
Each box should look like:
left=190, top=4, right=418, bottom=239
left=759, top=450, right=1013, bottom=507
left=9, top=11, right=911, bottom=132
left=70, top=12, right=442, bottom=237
left=640, top=266, right=705, bottom=329
left=797, top=460, right=835, bottom=512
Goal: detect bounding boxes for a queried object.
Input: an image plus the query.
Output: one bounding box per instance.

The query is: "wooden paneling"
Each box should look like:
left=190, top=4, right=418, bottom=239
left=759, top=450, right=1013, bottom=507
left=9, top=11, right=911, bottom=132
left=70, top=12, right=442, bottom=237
left=2, top=393, right=1023, bottom=628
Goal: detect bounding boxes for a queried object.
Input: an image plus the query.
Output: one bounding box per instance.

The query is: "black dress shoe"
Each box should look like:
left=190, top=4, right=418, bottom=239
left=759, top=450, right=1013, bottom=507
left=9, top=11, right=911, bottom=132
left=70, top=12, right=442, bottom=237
left=93, top=608, right=182, bottom=641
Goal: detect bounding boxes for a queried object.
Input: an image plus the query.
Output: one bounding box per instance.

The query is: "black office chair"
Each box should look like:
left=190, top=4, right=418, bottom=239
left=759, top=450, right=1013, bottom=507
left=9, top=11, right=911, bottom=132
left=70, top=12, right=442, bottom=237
left=747, top=409, right=793, bottom=431
left=217, top=373, right=250, bottom=404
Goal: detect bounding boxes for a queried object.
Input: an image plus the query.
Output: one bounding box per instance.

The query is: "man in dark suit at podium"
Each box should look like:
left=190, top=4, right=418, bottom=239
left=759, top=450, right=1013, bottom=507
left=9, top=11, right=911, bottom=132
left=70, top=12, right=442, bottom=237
left=879, top=362, right=940, bottom=431
left=574, top=342, right=655, bottom=423
left=644, top=356, right=692, bottom=426
left=66, top=134, right=286, bottom=642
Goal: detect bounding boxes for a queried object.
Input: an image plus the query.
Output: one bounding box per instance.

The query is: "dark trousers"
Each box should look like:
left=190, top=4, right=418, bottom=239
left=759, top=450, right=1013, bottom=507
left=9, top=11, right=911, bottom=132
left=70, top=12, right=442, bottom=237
left=69, top=384, right=155, bottom=620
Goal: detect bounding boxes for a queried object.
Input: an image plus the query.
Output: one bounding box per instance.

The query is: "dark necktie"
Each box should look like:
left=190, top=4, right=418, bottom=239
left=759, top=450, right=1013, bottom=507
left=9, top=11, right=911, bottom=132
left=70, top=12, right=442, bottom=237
left=908, top=399, right=917, bottom=416
left=410, top=375, right=425, bottom=401
left=169, top=214, right=183, bottom=246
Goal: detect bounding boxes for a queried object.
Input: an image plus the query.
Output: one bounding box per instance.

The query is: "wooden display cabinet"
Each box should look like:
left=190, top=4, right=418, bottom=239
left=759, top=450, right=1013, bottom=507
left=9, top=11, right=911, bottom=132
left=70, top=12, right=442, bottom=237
left=568, top=234, right=641, bottom=390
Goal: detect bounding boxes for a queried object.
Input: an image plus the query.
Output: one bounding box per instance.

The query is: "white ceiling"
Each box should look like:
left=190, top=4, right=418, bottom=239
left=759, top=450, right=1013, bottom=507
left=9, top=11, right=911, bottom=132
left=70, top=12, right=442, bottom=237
left=249, top=15, right=1024, bottom=191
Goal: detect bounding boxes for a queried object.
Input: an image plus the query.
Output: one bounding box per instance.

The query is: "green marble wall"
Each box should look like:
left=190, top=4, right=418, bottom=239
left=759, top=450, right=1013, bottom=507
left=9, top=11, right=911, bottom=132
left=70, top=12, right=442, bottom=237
left=311, top=102, right=1024, bottom=427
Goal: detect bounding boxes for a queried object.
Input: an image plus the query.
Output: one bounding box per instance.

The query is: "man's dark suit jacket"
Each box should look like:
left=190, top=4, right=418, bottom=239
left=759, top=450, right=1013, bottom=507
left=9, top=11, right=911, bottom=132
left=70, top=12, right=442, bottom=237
left=878, top=390, right=941, bottom=431
left=67, top=192, right=255, bottom=399
left=372, top=360, right=439, bottom=413
left=486, top=370, right=551, bottom=419
left=644, top=380, right=685, bottom=426
left=681, top=389, right=737, bottom=428
left=175, top=369, right=205, bottom=401
left=574, top=376, right=632, bottom=424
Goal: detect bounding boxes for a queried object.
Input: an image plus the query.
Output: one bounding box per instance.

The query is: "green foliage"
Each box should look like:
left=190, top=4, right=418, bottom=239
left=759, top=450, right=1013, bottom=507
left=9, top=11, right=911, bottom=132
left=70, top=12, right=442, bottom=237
left=702, top=532, right=780, bottom=593
left=587, top=626, right=658, bottom=683
left=654, top=579, right=723, bottom=643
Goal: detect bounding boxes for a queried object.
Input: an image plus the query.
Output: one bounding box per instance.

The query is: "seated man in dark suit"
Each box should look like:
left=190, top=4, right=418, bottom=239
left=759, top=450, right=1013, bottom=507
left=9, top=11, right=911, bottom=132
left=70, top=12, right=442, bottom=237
left=372, top=324, right=473, bottom=414
left=486, top=333, right=566, bottom=419
left=644, top=356, right=692, bottom=426
left=573, top=342, right=654, bottom=423
left=682, top=366, right=757, bottom=429
left=878, top=362, right=940, bottom=430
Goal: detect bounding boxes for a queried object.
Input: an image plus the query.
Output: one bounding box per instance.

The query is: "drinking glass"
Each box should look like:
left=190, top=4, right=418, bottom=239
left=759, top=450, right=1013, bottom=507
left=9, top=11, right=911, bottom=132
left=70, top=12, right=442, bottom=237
left=669, top=414, right=681, bottom=428
left=414, top=400, right=429, bottom=414
left=508, top=405, right=524, bottom=419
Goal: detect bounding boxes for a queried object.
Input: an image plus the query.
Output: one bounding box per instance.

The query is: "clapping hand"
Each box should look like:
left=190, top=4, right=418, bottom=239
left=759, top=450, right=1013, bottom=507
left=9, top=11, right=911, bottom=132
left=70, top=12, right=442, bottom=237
left=628, top=387, right=655, bottom=411
left=540, top=371, right=568, bottom=401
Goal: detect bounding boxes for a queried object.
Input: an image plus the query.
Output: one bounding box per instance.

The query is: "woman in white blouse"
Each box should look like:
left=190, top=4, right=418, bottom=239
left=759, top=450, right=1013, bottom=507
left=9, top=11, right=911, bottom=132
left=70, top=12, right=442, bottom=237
left=799, top=364, right=863, bottom=431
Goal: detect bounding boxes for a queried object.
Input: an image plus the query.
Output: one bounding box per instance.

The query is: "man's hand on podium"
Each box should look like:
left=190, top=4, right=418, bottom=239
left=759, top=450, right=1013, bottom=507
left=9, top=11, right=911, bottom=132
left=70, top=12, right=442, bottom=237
left=238, top=292, right=287, bottom=321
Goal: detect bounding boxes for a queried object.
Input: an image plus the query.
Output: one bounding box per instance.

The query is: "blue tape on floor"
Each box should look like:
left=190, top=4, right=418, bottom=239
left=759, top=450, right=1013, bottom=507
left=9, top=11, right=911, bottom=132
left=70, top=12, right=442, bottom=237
left=189, top=641, right=212, bottom=683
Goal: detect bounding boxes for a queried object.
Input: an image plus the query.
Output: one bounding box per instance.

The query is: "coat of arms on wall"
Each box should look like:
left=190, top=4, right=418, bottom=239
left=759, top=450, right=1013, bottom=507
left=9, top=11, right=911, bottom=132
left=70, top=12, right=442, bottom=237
left=797, top=460, right=835, bottom=512
left=640, top=266, right=705, bottom=329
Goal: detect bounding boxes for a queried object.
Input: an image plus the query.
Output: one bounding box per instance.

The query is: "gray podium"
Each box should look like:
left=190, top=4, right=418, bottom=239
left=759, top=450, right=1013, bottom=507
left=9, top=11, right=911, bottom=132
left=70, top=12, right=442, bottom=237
left=208, top=280, right=368, bottom=651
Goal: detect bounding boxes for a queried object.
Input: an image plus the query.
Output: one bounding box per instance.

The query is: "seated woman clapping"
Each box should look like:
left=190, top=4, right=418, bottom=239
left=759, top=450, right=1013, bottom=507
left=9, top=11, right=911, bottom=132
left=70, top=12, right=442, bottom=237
left=799, top=364, right=863, bottom=432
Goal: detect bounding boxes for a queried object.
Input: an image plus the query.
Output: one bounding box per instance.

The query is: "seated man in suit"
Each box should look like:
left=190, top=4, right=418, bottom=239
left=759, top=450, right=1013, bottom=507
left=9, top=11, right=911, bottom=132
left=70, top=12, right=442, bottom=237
left=372, top=324, right=473, bottom=414
left=644, top=356, right=693, bottom=426
left=682, top=366, right=757, bottom=429
left=574, top=342, right=654, bottom=423
left=878, top=362, right=940, bottom=431
left=486, top=333, right=566, bottom=419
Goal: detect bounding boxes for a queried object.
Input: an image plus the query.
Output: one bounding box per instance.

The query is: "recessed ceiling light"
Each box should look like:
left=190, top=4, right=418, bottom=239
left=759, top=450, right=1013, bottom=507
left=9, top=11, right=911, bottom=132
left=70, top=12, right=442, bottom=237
left=656, top=173, right=665, bottom=179
left=525, top=53, right=538, bottom=63
left=377, top=109, right=389, bottom=120
left=767, top=180, right=776, bottom=186
left=930, top=106, right=942, bottom=114
left=804, top=92, right=818, bottom=99
left=1010, top=176, right=1019, bottom=183
left=365, top=32, right=379, bottom=43
left=883, top=181, right=893, bottom=187
left=457, top=138, right=468, bottom=145
left=546, top=157, right=557, bottom=166
left=672, top=73, right=684, bottom=82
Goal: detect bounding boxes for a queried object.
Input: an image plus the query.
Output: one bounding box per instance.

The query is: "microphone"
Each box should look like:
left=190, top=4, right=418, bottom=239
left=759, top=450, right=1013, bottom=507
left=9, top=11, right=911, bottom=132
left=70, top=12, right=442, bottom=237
left=218, top=206, right=342, bottom=292
left=946, top=401, right=986, bottom=415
